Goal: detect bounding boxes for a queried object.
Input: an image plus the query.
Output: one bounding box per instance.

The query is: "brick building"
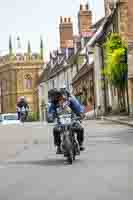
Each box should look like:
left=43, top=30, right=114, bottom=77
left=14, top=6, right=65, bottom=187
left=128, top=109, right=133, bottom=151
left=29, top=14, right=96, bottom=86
left=59, top=17, right=74, bottom=49
left=78, top=3, right=92, bottom=36
left=128, top=0, right=133, bottom=43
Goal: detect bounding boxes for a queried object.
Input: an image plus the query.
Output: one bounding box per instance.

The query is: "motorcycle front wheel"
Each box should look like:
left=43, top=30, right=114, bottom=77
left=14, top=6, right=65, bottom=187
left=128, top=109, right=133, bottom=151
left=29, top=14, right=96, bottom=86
left=63, top=134, right=73, bottom=164
left=67, top=150, right=73, bottom=164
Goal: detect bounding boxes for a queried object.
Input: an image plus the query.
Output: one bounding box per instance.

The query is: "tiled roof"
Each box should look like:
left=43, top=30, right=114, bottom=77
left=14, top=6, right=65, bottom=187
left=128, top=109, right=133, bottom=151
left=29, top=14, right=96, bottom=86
left=84, top=11, right=115, bottom=48
left=91, top=17, right=105, bottom=30
left=48, top=49, right=78, bottom=79
left=48, top=55, right=66, bottom=79
left=72, top=62, right=94, bottom=84
left=38, top=65, right=51, bottom=84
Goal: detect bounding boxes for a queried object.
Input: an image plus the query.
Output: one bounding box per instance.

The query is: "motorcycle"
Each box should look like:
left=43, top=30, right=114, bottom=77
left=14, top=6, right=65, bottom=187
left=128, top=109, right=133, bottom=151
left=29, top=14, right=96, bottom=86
left=19, top=107, right=28, bottom=122
left=57, top=113, right=81, bottom=164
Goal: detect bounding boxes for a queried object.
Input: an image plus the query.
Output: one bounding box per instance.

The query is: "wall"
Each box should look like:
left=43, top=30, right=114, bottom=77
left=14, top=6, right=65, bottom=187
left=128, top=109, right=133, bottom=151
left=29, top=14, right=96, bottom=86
left=59, top=17, right=73, bottom=49
left=0, top=57, right=43, bottom=114
left=78, top=4, right=92, bottom=35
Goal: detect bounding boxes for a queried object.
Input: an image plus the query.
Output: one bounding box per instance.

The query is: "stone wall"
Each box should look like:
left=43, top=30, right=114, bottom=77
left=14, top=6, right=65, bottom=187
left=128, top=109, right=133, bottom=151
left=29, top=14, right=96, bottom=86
left=104, top=0, right=128, bottom=41
left=118, top=0, right=128, bottom=42
left=128, top=0, right=133, bottom=53
left=0, top=57, right=43, bottom=114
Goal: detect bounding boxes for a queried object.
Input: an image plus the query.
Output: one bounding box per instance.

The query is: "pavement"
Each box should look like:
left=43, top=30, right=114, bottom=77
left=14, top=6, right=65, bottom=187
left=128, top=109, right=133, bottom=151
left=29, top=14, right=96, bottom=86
left=0, top=120, right=132, bottom=200
left=0, top=122, right=48, bottom=161
left=85, top=109, right=133, bottom=127
left=102, top=115, right=133, bottom=127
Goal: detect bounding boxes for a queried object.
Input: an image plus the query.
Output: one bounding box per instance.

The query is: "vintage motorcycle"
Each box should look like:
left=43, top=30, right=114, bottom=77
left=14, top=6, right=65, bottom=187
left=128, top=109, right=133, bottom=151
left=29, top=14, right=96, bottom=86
left=57, top=113, right=81, bottom=164
left=17, top=106, right=28, bottom=122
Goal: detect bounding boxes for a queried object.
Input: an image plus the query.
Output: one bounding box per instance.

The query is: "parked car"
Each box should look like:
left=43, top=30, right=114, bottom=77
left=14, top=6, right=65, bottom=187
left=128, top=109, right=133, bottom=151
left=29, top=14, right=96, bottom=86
left=0, top=113, right=21, bottom=125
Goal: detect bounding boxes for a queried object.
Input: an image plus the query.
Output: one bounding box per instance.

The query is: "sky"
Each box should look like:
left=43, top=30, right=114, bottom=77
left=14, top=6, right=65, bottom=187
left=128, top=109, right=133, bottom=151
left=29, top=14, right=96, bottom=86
left=0, top=0, right=105, bottom=61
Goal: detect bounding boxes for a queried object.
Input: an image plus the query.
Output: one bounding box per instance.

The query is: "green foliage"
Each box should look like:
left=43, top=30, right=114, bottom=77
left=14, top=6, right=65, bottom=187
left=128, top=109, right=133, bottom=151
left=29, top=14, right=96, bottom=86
left=78, top=55, right=84, bottom=65
left=27, top=112, right=39, bottom=122
left=82, top=95, right=87, bottom=106
left=103, top=33, right=127, bottom=89
left=71, top=53, right=84, bottom=66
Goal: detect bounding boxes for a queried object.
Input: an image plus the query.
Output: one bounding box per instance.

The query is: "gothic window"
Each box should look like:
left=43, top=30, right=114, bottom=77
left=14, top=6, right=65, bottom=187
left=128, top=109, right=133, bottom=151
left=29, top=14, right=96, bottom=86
left=24, top=74, right=32, bottom=89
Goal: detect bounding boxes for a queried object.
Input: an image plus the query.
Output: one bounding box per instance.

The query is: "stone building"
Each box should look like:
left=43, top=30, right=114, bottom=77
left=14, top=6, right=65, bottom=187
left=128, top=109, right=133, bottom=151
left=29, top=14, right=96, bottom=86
left=47, top=49, right=76, bottom=91
left=104, top=0, right=128, bottom=41
left=0, top=37, right=44, bottom=114
left=101, top=0, right=129, bottom=114
left=38, top=65, right=50, bottom=121
left=128, top=0, right=133, bottom=114
left=72, top=62, right=94, bottom=112
left=47, top=12, right=76, bottom=92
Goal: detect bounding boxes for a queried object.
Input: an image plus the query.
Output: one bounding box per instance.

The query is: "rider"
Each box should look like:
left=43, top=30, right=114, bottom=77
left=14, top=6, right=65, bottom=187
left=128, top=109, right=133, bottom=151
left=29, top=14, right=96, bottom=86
left=48, top=88, right=85, bottom=154
left=17, top=96, right=29, bottom=120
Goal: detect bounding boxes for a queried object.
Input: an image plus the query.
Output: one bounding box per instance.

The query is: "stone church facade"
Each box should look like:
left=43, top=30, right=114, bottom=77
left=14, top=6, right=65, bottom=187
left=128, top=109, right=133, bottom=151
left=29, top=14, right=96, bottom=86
left=0, top=37, right=44, bottom=114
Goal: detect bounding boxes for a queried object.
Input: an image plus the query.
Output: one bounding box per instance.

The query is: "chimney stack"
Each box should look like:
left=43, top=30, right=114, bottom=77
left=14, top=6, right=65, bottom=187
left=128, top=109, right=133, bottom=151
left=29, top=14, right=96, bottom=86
left=59, top=17, right=73, bottom=49
left=60, top=16, right=63, bottom=23
left=80, top=4, right=83, bottom=10
left=85, top=3, right=89, bottom=10
left=68, top=17, right=71, bottom=23
left=64, top=17, right=67, bottom=23
left=78, top=3, right=92, bottom=35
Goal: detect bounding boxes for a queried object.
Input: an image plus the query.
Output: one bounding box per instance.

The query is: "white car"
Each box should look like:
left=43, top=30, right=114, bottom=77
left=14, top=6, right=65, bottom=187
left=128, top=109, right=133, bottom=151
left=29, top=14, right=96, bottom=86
left=0, top=113, right=21, bottom=125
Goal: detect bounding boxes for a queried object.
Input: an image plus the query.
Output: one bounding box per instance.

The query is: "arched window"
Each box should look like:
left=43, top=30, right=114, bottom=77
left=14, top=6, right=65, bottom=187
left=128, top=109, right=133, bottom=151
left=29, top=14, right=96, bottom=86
left=24, top=74, right=32, bottom=89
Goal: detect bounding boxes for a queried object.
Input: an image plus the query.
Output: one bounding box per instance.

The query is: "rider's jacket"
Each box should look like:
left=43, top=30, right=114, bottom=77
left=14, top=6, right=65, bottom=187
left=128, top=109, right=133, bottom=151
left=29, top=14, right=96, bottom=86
left=17, top=100, right=29, bottom=112
left=48, top=96, right=85, bottom=116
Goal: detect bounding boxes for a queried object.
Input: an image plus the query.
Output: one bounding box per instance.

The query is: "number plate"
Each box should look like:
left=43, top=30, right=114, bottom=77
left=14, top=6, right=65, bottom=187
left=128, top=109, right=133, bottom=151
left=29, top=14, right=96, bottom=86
left=60, top=117, right=71, bottom=125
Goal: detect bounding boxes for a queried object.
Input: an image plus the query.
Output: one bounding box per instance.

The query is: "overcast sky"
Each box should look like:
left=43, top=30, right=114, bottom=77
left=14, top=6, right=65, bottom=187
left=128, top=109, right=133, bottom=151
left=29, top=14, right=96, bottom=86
left=0, top=0, right=105, bottom=60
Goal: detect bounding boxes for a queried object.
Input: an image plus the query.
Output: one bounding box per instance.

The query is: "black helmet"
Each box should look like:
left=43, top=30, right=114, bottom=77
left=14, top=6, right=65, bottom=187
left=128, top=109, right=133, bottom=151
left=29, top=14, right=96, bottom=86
left=48, top=89, right=62, bottom=103
left=60, top=88, right=70, bottom=98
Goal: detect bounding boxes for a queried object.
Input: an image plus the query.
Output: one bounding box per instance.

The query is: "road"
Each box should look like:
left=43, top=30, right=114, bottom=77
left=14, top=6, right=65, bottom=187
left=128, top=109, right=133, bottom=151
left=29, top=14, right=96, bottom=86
left=0, top=120, right=133, bottom=200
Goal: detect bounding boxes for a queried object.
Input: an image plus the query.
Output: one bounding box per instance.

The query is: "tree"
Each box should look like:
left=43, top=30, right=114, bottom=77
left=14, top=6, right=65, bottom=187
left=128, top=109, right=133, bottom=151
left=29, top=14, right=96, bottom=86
left=103, top=33, right=128, bottom=112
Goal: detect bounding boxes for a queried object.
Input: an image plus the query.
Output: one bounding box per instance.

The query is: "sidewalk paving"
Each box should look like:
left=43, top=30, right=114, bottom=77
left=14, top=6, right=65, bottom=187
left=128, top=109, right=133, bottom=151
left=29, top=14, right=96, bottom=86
left=102, top=115, right=133, bottom=127
left=85, top=109, right=133, bottom=127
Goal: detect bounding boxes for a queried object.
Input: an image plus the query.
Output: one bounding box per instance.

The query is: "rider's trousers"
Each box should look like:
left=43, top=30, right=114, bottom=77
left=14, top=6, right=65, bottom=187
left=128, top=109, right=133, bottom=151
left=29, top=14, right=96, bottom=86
left=53, top=125, right=84, bottom=147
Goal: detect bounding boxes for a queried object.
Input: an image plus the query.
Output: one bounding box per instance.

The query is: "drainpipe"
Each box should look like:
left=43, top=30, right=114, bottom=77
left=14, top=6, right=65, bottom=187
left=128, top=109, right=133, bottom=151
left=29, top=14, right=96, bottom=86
left=126, top=80, right=130, bottom=115
left=101, top=46, right=107, bottom=115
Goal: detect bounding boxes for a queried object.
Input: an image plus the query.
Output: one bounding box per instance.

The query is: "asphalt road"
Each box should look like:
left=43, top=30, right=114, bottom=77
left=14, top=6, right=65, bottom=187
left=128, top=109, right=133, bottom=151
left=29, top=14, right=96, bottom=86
left=0, top=120, right=133, bottom=200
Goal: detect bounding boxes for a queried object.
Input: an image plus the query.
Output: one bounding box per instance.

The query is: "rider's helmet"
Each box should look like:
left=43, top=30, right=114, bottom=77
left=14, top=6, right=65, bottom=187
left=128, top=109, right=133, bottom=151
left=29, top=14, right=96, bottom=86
left=60, top=83, right=70, bottom=97
left=19, top=96, right=25, bottom=102
left=48, top=89, right=62, bottom=104
left=60, top=87, right=71, bottom=99
left=20, top=96, right=25, bottom=100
